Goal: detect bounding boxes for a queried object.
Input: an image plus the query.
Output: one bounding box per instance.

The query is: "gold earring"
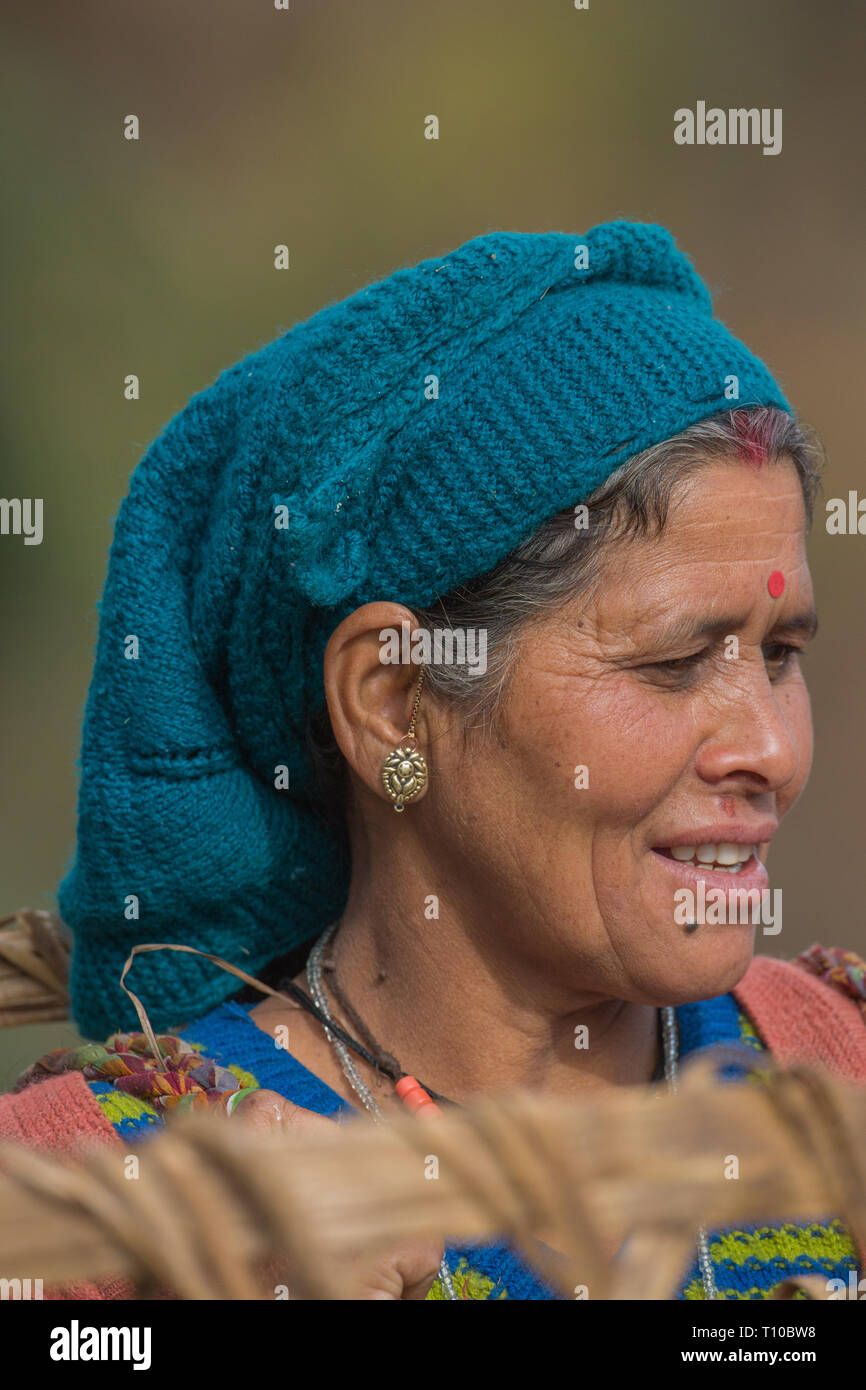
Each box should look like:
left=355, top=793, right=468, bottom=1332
left=381, top=665, right=428, bottom=813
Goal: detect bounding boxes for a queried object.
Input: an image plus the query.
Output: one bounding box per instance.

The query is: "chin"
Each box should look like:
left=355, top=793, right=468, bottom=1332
left=637, top=926, right=757, bottom=1007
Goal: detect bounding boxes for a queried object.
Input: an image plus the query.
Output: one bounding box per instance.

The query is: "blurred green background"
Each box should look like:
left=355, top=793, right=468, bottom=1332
left=2, top=0, right=864, bottom=1085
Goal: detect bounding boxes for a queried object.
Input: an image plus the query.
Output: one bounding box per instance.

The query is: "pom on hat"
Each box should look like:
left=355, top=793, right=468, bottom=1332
left=59, top=221, right=790, bottom=1036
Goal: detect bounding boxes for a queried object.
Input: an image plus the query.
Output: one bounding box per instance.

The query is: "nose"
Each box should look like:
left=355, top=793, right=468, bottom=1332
left=693, top=661, right=805, bottom=794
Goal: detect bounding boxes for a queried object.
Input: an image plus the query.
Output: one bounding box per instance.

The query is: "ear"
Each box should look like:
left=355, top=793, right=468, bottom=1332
left=323, top=602, right=429, bottom=804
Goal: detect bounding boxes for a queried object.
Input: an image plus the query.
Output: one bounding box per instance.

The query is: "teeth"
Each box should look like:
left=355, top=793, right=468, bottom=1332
left=664, top=843, right=756, bottom=869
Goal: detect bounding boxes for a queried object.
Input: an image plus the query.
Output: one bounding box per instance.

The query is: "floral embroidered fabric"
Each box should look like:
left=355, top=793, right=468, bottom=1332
left=12, top=1031, right=251, bottom=1113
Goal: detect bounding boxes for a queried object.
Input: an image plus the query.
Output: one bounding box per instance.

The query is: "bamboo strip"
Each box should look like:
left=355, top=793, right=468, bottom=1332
left=0, top=1061, right=863, bottom=1299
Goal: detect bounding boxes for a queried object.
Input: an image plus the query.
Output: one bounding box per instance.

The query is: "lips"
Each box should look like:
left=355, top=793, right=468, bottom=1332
left=649, top=824, right=776, bottom=888
left=656, top=843, right=756, bottom=873
left=651, top=849, right=769, bottom=891
left=652, top=824, right=777, bottom=854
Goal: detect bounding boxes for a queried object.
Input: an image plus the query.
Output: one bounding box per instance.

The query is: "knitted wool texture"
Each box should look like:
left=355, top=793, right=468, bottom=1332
left=3, top=960, right=862, bottom=1301
left=59, top=221, right=792, bottom=1037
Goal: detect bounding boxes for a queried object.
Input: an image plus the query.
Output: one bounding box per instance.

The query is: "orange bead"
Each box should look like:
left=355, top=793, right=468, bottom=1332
left=395, top=1074, right=442, bottom=1116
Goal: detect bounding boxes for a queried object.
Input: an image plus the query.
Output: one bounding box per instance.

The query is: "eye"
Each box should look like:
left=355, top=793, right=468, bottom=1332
left=640, top=649, right=708, bottom=684
left=652, top=651, right=705, bottom=672
left=638, top=641, right=807, bottom=686
left=763, top=642, right=803, bottom=677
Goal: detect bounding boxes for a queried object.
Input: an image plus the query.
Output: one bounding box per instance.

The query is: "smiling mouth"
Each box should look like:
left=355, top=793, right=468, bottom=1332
left=652, top=844, right=759, bottom=875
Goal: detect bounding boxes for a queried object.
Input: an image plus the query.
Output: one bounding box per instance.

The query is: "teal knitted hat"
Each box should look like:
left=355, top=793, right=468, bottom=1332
left=60, top=221, right=791, bottom=1037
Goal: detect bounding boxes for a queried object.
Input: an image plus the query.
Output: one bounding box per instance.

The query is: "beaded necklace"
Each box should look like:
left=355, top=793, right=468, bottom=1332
left=305, top=922, right=718, bottom=1301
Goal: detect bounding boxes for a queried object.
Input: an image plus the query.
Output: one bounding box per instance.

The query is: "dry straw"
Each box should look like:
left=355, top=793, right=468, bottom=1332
left=0, top=910, right=70, bottom=1027
left=1, top=915, right=864, bottom=1300
left=0, top=1055, right=864, bottom=1300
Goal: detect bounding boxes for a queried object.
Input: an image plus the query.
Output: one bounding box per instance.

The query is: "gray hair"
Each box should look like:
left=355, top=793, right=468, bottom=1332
left=306, top=406, right=823, bottom=824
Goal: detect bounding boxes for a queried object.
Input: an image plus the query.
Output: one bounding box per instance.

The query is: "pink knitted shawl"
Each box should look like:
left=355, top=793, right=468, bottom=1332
left=1, top=952, right=864, bottom=1298
left=733, top=953, right=866, bottom=1080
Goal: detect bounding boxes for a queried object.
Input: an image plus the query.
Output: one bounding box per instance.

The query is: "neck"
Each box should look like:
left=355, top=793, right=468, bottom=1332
left=326, top=847, right=660, bottom=1103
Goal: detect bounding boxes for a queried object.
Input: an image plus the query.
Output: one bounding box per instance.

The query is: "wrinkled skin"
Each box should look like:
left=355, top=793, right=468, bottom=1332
left=243, top=455, right=816, bottom=1296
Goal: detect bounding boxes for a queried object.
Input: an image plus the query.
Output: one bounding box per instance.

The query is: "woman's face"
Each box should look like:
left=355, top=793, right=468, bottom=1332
left=427, top=456, right=815, bottom=1005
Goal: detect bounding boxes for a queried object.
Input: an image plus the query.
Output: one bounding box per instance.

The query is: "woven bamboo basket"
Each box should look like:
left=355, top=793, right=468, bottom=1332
left=1, top=1054, right=864, bottom=1300
left=0, top=910, right=71, bottom=1027
left=1, top=911, right=864, bottom=1299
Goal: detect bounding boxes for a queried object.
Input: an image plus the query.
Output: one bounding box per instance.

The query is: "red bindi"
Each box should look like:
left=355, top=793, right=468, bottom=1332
left=767, top=570, right=785, bottom=598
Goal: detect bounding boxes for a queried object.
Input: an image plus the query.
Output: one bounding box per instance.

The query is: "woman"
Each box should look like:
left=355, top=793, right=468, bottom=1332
left=3, top=221, right=865, bottom=1300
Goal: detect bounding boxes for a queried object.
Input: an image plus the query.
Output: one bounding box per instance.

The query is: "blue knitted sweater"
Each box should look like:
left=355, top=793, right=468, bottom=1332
left=84, top=989, right=859, bottom=1301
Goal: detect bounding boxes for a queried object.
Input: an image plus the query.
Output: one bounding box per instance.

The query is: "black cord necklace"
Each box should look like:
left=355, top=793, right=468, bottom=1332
left=280, top=934, right=665, bottom=1105
left=275, top=973, right=452, bottom=1106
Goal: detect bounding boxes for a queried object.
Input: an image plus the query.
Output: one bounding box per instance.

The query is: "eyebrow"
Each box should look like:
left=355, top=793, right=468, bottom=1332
left=655, top=609, right=819, bottom=645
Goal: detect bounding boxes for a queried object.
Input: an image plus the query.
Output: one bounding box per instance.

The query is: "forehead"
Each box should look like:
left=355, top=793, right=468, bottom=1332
left=640, top=457, right=809, bottom=566
left=584, top=456, right=814, bottom=632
